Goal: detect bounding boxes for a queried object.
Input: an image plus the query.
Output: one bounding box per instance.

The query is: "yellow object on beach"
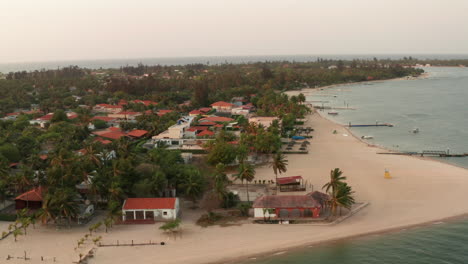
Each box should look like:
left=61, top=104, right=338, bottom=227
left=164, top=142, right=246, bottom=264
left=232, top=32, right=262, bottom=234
left=384, top=169, right=391, bottom=179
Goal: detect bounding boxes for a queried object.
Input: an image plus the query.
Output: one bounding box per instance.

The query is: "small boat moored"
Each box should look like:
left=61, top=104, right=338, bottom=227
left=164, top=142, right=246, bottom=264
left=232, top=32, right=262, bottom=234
left=361, top=135, right=374, bottom=139
left=412, top=128, right=420, bottom=133
left=328, top=111, right=339, bottom=116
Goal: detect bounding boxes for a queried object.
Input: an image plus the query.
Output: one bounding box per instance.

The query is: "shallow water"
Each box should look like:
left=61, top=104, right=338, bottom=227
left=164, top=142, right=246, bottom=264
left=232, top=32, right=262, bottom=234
left=243, top=218, right=468, bottom=264
left=242, top=67, right=468, bottom=264
left=309, top=67, right=468, bottom=168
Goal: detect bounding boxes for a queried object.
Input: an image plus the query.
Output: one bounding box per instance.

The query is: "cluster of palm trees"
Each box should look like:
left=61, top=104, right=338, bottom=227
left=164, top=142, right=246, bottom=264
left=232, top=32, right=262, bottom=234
left=322, top=168, right=355, bottom=217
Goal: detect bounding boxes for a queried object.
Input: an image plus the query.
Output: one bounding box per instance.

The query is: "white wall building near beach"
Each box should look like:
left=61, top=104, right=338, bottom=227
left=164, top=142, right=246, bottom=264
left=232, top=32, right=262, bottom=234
left=122, top=198, right=180, bottom=222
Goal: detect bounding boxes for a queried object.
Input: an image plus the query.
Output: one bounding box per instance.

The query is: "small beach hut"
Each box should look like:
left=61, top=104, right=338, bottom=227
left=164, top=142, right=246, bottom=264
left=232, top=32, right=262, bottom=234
left=15, top=187, right=44, bottom=210
left=277, top=176, right=305, bottom=192
left=122, top=198, right=180, bottom=223
left=253, top=195, right=323, bottom=219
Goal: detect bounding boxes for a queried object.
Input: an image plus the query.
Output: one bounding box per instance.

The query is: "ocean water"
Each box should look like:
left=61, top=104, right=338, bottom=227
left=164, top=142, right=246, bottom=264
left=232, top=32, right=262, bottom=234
left=243, top=218, right=468, bottom=264
left=1, top=54, right=468, bottom=73
left=244, top=67, right=468, bottom=264
left=309, top=67, right=468, bottom=169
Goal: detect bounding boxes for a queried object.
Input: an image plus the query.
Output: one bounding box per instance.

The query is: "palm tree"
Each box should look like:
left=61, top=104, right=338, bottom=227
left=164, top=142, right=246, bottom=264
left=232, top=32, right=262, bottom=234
left=236, top=162, right=255, bottom=202
left=179, top=169, right=205, bottom=203
left=322, top=168, right=346, bottom=194
left=82, top=143, right=102, bottom=168
left=212, top=163, right=230, bottom=200
left=329, top=182, right=355, bottom=216
left=270, top=152, right=288, bottom=189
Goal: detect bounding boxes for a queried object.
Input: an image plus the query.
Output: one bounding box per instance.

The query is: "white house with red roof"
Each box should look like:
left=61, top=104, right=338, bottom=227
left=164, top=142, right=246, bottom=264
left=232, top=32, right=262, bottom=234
left=122, top=198, right=180, bottom=222
left=210, top=101, right=235, bottom=112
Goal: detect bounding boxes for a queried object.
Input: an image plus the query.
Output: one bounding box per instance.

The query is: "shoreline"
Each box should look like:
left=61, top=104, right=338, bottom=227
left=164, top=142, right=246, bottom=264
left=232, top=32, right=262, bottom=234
left=212, top=109, right=468, bottom=264
left=4, top=70, right=468, bottom=264
left=218, top=212, right=468, bottom=264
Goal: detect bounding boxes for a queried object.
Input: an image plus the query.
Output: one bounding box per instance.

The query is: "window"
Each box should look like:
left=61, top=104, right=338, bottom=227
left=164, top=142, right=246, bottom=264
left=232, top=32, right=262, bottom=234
left=163, top=211, right=168, bottom=216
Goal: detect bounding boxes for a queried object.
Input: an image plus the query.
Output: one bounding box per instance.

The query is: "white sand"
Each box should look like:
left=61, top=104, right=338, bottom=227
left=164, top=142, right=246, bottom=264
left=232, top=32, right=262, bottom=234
left=2, top=110, right=468, bottom=264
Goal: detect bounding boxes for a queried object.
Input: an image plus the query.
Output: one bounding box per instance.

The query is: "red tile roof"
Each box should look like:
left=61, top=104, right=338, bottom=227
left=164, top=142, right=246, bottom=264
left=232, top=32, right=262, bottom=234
left=198, top=121, right=216, bottom=126
left=96, top=104, right=122, bottom=109
left=108, top=127, right=121, bottom=132
left=94, top=137, right=112, bottom=145
left=190, top=126, right=209, bottom=131
left=199, top=107, right=211, bottom=113
left=123, top=198, right=177, bottom=210
left=197, top=130, right=215, bottom=137
left=189, top=110, right=203, bottom=115
left=15, top=187, right=44, bottom=202
left=200, top=116, right=234, bottom=122
left=277, top=176, right=303, bottom=185
left=210, top=101, right=234, bottom=107
left=127, top=129, right=148, bottom=138
left=157, top=110, right=173, bottom=116
left=100, top=131, right=127, bottom=140
left=37, top=113, right=54, bottom=121
left=91, top=116, right=116, bottom=122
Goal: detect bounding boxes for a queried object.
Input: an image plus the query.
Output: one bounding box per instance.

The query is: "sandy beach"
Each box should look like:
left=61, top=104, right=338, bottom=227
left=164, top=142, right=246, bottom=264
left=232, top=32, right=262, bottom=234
left=2, top=106, right=468, bottom=264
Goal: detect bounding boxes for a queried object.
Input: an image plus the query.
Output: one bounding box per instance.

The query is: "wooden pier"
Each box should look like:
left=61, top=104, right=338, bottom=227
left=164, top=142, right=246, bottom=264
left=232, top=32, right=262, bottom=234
left=347, top=122, right=394, bottom=127
left=378, top=150, right=468, bottom=157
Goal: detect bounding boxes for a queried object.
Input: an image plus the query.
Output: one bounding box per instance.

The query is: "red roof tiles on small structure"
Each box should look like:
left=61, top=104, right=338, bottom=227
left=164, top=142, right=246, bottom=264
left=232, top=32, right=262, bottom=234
left=100, top=131, right=127, bottom=140
left=15, top=187, right=44, bottom=202
left=200, top=116, right=234, bottom=122
left=199, top=107, right=211, bottom=113
left=157, top=110, right=173, bottom=116
left=189, top=110, right=203, bottom=115
left=277, top=176, right=303, bottom=185
left=197, top=130, right=215, bottom=137
left=91, top=116, right=116, bottom=122
left=94, top=137, right=112, bottom=145
left=127, top=129, right=148, bottom=138
left=123, top=198, right=176, bottom=210
left=211, top=101, right=235, bottom=107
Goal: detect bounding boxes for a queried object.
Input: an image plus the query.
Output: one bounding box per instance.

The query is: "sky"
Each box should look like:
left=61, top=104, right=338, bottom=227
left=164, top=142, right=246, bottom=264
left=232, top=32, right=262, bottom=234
left=1, top=0, right=468, bottom=63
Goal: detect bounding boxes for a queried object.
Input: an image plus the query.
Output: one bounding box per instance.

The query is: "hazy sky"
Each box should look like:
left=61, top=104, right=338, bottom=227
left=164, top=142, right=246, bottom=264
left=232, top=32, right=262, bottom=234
left=2, top=0, right=468, bottom=62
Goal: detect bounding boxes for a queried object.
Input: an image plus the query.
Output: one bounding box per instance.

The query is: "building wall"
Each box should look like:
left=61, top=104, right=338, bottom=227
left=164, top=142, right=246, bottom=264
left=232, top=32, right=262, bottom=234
left=253, top=207, right=321, bottom=218
left=254, top=208, right=277, bottom=218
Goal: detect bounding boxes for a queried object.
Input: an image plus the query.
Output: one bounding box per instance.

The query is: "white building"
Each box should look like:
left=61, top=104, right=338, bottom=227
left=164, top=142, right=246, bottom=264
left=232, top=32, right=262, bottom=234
left=152, top=116, right=194, bottom=146
left=122, top=198, right=180, bottom=222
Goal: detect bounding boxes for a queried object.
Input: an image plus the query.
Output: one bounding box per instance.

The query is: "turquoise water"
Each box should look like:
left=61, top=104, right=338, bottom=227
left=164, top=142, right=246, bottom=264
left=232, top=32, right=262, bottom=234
left=244, top=218, right=468, bottom=264
left=310, top=67, right=468, bottom=168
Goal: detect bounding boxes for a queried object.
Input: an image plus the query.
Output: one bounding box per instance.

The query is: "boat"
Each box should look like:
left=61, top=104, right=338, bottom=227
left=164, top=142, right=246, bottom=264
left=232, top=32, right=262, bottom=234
left=412, top=128, right=420, bottom=133
left=328, top=111, right=339, bottom=115
left=361, top=135, right=374, bottom=139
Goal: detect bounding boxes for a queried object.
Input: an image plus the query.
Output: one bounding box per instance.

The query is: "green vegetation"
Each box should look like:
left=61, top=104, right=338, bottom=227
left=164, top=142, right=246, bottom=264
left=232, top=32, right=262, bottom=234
left=322, top=168, right=356, bottom=216
left=0, top=59, right=421, bottom=226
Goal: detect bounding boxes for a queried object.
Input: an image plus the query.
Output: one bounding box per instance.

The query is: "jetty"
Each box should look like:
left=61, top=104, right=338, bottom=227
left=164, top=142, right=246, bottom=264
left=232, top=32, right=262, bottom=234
left=347, top=122, right=394, bottom=127
left=314, top=106, right=357, bottom=110
left=378, top=150, right=468, bottom=157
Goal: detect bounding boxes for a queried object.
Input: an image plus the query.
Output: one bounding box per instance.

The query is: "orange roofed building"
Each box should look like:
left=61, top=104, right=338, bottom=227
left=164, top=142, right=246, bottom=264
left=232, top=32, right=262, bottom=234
left=122, top=198, right=180, bottom=223
left=15, top=187, right=44, bottom=210
left=210, top=101, right=235, bottom=112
